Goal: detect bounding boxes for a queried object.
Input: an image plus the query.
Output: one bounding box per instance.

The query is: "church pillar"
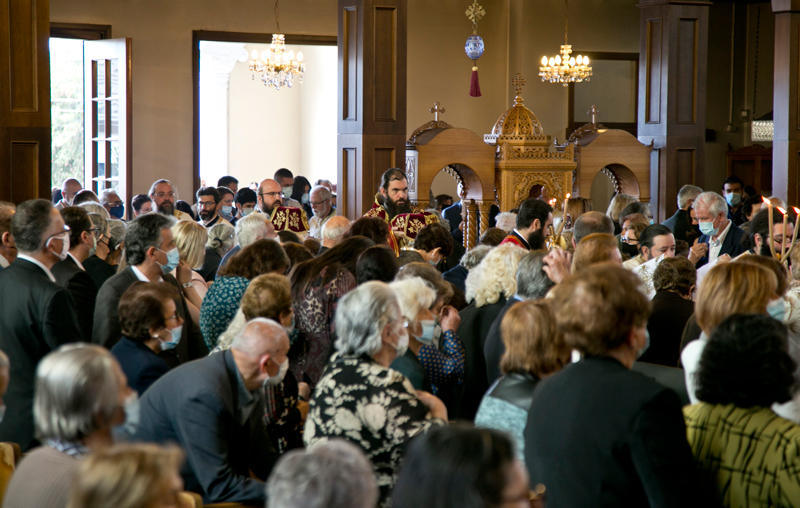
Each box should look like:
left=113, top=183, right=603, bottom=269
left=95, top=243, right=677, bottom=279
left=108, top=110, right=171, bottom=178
left=337, top=0, right=408, bottom=219
left=772, top=0, right=800, bottom=204
left=465, top=199, right=478, bottom=249
left=637, top=0, right=710, bottom=221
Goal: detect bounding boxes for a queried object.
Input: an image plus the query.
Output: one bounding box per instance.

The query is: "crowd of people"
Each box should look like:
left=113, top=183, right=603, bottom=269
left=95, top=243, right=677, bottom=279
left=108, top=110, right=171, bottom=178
left=0, top=168, right=798, bottom=507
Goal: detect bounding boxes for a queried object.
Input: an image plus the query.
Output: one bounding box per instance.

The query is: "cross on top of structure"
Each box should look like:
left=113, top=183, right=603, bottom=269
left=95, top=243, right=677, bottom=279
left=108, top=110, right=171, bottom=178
left=430, top=101, right=446, bottom=122
left=512, top=73, right=526, bottom=104
left=588, top=105, right=600, bottom=125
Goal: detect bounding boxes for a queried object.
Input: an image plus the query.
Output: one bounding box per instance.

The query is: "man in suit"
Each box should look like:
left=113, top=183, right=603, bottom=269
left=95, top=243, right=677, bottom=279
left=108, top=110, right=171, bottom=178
left=692, top=191, right=747, bottom=268
left=500, top=198, right=553, bottom=251
left=0, top=199, right=82, bottom=450
left=134, top=318, right=286, bottom=505
left=93, top=213, right=208, bottom=367
left=52, top=207, right=99, bottom=339
left=525, top=265, right=703, bottom=507
left=0, top=204, right=16, bottom=270
left=662, top=184, right=703, bottom=243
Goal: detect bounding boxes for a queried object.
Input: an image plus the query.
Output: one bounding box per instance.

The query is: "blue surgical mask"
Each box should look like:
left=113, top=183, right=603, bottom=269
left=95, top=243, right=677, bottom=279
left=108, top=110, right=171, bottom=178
left=768, top=298, right=786, bottom=323
left=649, top=219, right=655, bottom=225
left=160, top=325, right=183, bottom=350
left=158, top=247, right=181, bottom=274
left=117, top=391, right=140, bottom=435
left=698, top=220, right=718, bottom=237
left=417, top=319, right=443, bottom=346
left=301, top=193, right=310, bottom=205
left=637, top=329, right=651, bottom=359
left=109, top=205, right=125, bottom=219
left=726, top=193, right=742, bottom=207
left=242, top=207, right=255, bottom=217
left=282, top=186, right=294, bottom=199
left=221, top=205, right=233, bottom=217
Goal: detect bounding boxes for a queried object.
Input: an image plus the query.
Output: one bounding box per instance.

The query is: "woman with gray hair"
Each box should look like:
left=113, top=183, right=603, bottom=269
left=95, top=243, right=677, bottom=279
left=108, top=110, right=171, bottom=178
left=4, top=344, right=134, bottom=508
left=198, top=222, right=235, bottom=282
left=304, top=281, right=447, bottom=508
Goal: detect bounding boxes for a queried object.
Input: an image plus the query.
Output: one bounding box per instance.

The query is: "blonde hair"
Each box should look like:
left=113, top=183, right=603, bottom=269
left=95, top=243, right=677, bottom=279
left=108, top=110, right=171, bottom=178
left=605, top=193, right=637, bottom=223
left=68, top=444, right=184, bottom=508
left=571, top=233, right=620, bottom=273
left=465, top=244, right=526, bottom=307
left=565, top=197, right=591, bottom=225
left=696, top=262, right=777, bottom=334
left=172, top=220, right=207, bottom=270
left=500, top=300, right=570, bottom=377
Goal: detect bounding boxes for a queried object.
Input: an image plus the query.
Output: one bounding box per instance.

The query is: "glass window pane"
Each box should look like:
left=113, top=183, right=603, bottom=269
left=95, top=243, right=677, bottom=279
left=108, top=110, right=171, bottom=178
left=96, top=100, right=105, bottom=139
left=96, top=59, right=105, bottom=99
left=110, top=58, right=119, bottom=97
left=110, top=140, right=119, bottom=180
left=97, top=139, right=106, bottom=179
left=109, top=99, right=119, bottom=138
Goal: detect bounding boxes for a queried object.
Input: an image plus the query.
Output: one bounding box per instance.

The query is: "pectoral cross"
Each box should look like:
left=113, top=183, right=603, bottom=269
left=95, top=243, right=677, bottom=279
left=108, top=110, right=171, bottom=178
left=588, top=105, right=600, bottom=125
left=430, top=102, right=445, bottom=122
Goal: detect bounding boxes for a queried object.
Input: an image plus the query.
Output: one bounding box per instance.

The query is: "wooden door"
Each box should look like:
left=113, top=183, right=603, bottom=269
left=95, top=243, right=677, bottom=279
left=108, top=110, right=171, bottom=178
left=84, top=39, right=132, bottom=218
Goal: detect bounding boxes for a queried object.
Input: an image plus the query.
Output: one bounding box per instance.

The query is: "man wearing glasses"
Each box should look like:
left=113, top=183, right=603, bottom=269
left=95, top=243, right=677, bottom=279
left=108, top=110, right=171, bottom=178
left=196, top=186, right=232, bottom=229
left=149, top=179, right=194, bottom=222
left=0, top=199, right=82, bottom=451
left=256, top=179, right=285, bottom=216
left=307, top=185, right=337, bottom=239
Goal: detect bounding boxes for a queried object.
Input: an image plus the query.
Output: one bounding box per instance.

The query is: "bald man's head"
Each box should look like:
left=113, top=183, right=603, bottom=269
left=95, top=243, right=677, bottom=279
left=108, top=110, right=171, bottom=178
left=321, top=215, right=352, bottom=247
left=232, top=318, right=288, bottom=358
left=573, top=211, right=615, bottom=246
left=258, top=179, right=283, bottom=215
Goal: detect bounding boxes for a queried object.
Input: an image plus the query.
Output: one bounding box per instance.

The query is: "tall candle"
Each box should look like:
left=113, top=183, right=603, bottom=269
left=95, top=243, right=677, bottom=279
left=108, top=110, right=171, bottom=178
left=764, top=197, right=777, bottom=259
left=556, top=193, right=570, bottom=235
left=786, top=207, right=800, bottom=263
left=779, top=207, right=789, bottom=260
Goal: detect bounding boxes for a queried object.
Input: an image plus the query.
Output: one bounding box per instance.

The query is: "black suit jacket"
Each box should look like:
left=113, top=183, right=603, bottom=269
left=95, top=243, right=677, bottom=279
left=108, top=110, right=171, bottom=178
left=197, top=246, right=222, bottom=282
left=483, top=297, right=521, bottom=385
left=52, top=255, right=98, bottom=339
left=82, top=254, right=117, bottom=290
left=641, top=291, right=694, bottom=367
left=111, top=337, right=171, bottom=395
left=134, top=350, right=278, bottom=504
left=93, top=267, right=208, bottom=367
left=525, top=356, right=702, bottom=508
left=661, top=209, right=697, bottom=243
left=0, top=259, right=82, bottom=450
left=695, top=222, right=747, bottom=268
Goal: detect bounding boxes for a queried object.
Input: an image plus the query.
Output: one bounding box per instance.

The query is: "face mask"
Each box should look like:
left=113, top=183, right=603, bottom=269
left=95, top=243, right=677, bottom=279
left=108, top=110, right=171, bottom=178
left=47, top=232, right=70, bottom=261
left=242, top=207, right=255, bottom=217
left=109, top=205, right=125, bottom=219
left=284, top=315, right=295, bottom=335
left=698, top=220, right=718, bottom=237
left=621, top=243, right=639, bottom=258
left=637, top=329, right=650, bottom=359
left=649, top=219, right=655, bottom=225
left=117, top=391, right=140, bottom=435
left=726, top=193, right=742, bottom=207
left=0, top=404, right=6, bottom=424
left=301, top=193, right=310, bottom=205
left=417, top=319, right=442, bottom=346
left=221, top=205, right=233, bottom=217
left=88, top=234, right=98, bottom=258
left=282, top=186, right=294, bottom=199
left=393, top=327, right=409, bottom=358
left=160, top=325, right=183, bottom=351
left=157, top=247, right=181, bottom=274
left=263, top=357, right=289, bottom=387
left=768, top=298, right=786, bottom=323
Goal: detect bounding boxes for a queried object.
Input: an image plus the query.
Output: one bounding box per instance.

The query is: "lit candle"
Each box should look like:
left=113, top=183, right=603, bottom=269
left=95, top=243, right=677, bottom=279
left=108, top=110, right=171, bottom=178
left=786, top=207, right=800, bottom=263
left=764, top=197, right=777, bottom=260
left=556, top=193, right=570, bottom=235
left=779, top=207, right=789, bottom=260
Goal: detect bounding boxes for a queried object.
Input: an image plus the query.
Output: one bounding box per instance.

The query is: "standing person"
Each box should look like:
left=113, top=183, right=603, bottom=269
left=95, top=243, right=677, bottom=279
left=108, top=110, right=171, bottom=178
left=363, top=168, right=428, bottom=249
left=605, top=193, right=638, bottom=235
left=291, top=175, right=313, bottom=217
left=216, top=186, right=236, bottom=223
left=0, top=205, right=16, bottom=270
left=217, top=175, right=239, bottom=194
left=196, top=186, right=232, bottom=229
left=0, top=199, right=82, bottom=451
left=83, top=213, right=117, bottom=289
left=131, top=194, right=152, bottom=218
left=500, top=198, right=553, bottom=251
left=274, top=168, right=303, bottom=208
left=662, top=185, right=703, bottom=242
left=307, top=185, right=336, bottom=239
left=621, top=224, right=676, bottom=270
left=54, top=178, right=82, bottom=210
left=256, top=179, right=285, bottom=215
left=692, top=191, right=747, bottom=267
left=722, top=175, right=746, bottom=226
left=148, top=179, right=193, bottom=221
left=52, top=207, right=99, bottom=339
left=233, top=187, right=257, bottom=223
left=100, top=189, right=125, bottom=220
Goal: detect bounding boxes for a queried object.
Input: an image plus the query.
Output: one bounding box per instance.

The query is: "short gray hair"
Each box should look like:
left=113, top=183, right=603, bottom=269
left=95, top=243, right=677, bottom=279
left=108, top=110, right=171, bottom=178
left=267, top=439, right=378, bottom=508
left=321, top=217, right=351, bottom=241
left=693, top=191, right=728, bottom=218
left=389, top=277, right=436, bottom=321
left=459, top=245, right=492, bottom=269
left=310, top=185, right=332, bottom=201
left=677, top=185, right=703, bottom=209
left=34, top=344, right=121, bottom=442
left=335, top=281, right=400, bottom=356
left=87, top=213, right=109, bottom=236
left=494, top=212, right=517, bottom=233
left=79, top=202, right=110, bottom=220
left=235, top=213, right=270, bottom=249
left=107, top=219, right=127, bottom=250
left=207, top=223, right=236, bottom=254
left=99, top=188, right=120, bottom=206
left=516, top=250, right=555, bottom=300
left=230, top=317, right=286, bottom=358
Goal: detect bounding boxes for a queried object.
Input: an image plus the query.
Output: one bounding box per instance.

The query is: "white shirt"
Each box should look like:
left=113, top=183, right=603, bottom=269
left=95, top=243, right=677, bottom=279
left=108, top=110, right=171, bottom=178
left=131, top=265, right=161, bottom=283
left=67, top=252, right=85, bottom=271
left=0, top=253, right=9, bottom=269
left=17, top=254, right=56, bottom=283
left=707, top=220, right=732, bottom=263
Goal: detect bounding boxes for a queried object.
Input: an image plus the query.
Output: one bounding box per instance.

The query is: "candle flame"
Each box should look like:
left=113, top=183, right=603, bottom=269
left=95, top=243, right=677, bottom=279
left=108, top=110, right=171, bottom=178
left=763, top=196, right=770, bottom=204
left=794, top=207, right=800, bottom=214
left=778, top=207, right=787, bottom=215
left=566, top=193, right=571, bottom=199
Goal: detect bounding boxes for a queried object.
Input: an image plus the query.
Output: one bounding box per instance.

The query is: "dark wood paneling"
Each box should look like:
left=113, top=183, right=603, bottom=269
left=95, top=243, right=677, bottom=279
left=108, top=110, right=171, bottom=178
left=10, top=141, right=38, bottom=202
left=646, top=19, right=662, bottom=124
left=676, top=148, right=695, bottom=187
left=342, top=7, right=358, bottom=122
left=373, top=7, right=396, bottom=121
left=676, top=18, right=698, bottom=124
left=50, top=23, right=111, bottom=40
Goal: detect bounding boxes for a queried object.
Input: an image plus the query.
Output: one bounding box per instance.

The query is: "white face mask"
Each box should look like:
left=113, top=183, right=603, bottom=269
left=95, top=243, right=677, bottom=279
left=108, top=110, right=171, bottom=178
left=263, top=357, right=289, bottom=387
left=393, top=326, right=409, bottom=358
left=46, top=232, right=70, bottom=261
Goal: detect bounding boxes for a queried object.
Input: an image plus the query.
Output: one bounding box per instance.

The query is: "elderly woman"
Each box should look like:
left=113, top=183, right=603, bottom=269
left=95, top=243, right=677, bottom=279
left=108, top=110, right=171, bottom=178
left=4, top=345, right=133, bottom=508
left=304, top=282, right=447, bottom=507
left=198, top=222, right=235, bottom=282
left=474, top=300, right=570, bottom=462
left=111, top=282, right=182, bottom=395
left=458, top=244, right=526, bottom=420
left=199, top=239, right=289, bottom=349
left=290, top=236, right=374, bottom=383
left=68, top=444, right=185, bottom=508
left=685, top=314, right=800, bottom=505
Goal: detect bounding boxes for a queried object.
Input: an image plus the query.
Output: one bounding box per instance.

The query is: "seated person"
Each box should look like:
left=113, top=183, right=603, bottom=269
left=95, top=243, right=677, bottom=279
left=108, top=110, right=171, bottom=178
left=111, top=282, right=181, bottom=395
left=685, top=314, right=800, bottom=505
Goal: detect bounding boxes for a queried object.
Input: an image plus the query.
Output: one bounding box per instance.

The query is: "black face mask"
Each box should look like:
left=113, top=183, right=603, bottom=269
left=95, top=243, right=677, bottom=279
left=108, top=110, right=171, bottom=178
left=621, top=243, right=639, bottom=258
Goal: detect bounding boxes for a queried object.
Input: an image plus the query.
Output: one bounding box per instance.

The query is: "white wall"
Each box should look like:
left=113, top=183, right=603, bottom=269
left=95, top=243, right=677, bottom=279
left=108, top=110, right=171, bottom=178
left=298, top=45, right=337, bottom=185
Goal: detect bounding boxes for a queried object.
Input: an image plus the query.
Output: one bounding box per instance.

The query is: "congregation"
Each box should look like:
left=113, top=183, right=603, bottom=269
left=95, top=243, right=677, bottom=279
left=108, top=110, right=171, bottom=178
left=1, top=167, right=800, bottom=508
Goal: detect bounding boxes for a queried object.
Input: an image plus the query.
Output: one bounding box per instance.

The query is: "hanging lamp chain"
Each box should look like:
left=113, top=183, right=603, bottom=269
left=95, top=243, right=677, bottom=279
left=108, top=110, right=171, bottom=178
left=274, top=0, right=281, bottom=34
left=564, top=0, right=569, bottom=46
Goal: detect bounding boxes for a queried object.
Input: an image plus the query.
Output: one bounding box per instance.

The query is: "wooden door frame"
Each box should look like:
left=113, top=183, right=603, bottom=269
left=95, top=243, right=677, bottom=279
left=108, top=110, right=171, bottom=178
left=50, top=23, right=111, bottom=40
left=191, top=30, right=337, bottom=193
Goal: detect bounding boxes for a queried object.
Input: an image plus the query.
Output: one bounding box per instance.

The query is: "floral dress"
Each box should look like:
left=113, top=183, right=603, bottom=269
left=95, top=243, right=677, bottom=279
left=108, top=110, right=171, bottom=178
left=199, top=275, right=249, bottom=350
left=291, top=267, right=356, bottom=383
left=304, top=353, right=446, bottom=507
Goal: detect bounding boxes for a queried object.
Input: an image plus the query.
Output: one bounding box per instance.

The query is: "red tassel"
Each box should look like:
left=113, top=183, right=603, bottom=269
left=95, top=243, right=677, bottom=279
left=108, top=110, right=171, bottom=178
left=469, top=66, right=482, bottom=97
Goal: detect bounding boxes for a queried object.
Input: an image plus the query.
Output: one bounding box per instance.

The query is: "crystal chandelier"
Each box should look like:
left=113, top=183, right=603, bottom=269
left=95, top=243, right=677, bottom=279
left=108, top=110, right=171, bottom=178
left=539, top=0, right=592, bottom=86
left=248, top=0, right=306, bottom=90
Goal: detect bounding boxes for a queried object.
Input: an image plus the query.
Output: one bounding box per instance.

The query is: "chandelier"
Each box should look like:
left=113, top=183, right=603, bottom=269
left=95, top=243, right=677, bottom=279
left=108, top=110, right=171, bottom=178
left=248, top=0, right=306, bottom=90
left=539, top=0, right=592, bottom=86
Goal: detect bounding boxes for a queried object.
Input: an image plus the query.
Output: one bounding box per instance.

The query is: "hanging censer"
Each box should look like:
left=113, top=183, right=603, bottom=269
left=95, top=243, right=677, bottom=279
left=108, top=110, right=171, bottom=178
left=464, top=1, right=486, bottom=97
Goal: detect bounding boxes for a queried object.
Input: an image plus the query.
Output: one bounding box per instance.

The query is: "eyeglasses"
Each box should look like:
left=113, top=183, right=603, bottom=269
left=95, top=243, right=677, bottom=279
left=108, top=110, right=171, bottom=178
left=198, top=201, right=217, bottom=209
left=259, top=192, right=284, bottom=199
left=45, top=225, right=71, bottom=242
left=154, top=192, right=175, bottom=199
left=310, top=198, right=330, bottom=206
left=621, top=237, right=639, bottom=245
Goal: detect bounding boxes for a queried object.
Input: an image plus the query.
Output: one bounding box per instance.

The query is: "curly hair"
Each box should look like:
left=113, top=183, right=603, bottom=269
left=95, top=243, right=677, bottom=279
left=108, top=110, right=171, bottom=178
left=345, top=217, right=390, bottom=245
left=118, top=282, right=181, bottom=343
left=696, top=314, right=796, bottom=407
left=464, top=243, right=526, bottom=307
left=653, top=256, right=696, bottom=295
left=414, top=222, right=453, bottom=257
left=218, top=238, right=289, bottom=279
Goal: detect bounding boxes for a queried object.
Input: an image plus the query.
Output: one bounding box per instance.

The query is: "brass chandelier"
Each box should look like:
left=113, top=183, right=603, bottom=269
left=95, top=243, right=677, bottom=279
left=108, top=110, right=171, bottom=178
left=539, top=0, right=592, bottom=86
left=248, top=0, right=306, bottom=90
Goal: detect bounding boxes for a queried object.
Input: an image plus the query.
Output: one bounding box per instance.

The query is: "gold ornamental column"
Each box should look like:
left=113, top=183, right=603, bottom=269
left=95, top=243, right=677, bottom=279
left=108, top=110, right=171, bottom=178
left=477, top=201, right=492, bottom=240
left=465, top=199, right=478, bottom=249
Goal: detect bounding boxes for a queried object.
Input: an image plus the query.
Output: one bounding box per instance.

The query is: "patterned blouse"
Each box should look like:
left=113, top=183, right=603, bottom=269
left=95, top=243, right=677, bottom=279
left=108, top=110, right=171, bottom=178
left=292, top=267, right=356, bottom=384
left=304, top=353, right=446, bottom=507
left=417, top=330, right=465, bottom=395
left=199, top=275, right=249, bottom=350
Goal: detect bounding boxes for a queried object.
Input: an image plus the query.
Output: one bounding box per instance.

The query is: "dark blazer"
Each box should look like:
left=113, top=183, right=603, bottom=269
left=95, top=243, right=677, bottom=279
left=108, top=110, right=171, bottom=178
left=0, top=259, right=82, bottom=451
left=216, top=244, right=240, bottom=276
left=93, top=267, right=208, bottom=368
left=82, top=254, right=117, bottom=290
left=661, top=209, right=696, bottom=243
left=525, top=356, right=703, bottom=508
left=454, top=297, right=508, bottom=421
left=695, top=222, right=747, bottom=268
left=111, top=337, right=171, bottom=395
left=641, top=291, right=694, bottom=367
left=52, top=255, right=98, bottom=339
left=443, top=201, right=462, bottom=232
left=134, top=350, right=278, bottom=505
left=197, top=246, right=222, bottom=282
left=442, top=264, right=469, bottom=294
left=483, top=297, right=521, bottom=385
